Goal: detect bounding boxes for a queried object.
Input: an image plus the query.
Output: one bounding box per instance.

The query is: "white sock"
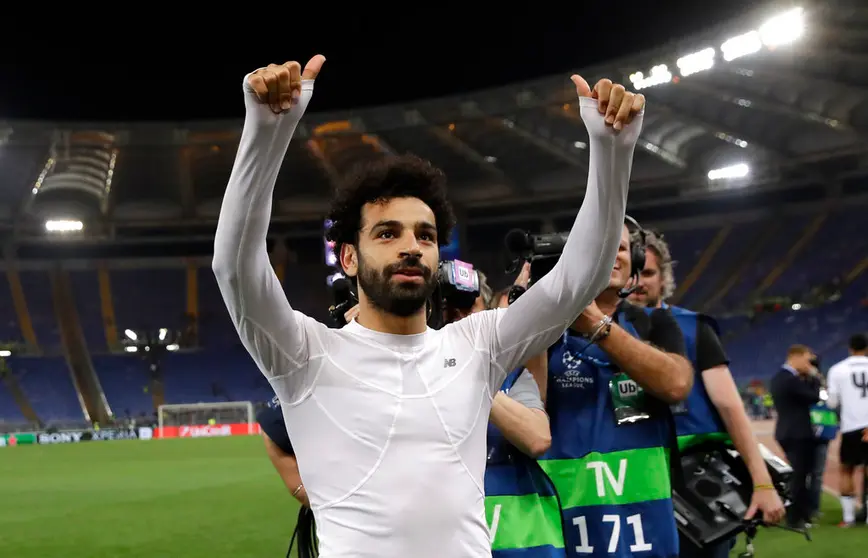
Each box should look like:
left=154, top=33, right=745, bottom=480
left=841, top=496, right=855, bottom=524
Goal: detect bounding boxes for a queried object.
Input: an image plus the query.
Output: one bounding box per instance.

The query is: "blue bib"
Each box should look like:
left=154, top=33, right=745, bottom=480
left=810, top=401, right=839, bottom=442
left=486, top=369, right=565, bottom=557
left=655, top=305, right=728, bottom=450
left=541, top=314, right=678, bottom=558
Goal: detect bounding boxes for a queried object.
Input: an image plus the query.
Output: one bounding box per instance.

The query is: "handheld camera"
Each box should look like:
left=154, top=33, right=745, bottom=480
left=672, top=441, right=809, bottom=553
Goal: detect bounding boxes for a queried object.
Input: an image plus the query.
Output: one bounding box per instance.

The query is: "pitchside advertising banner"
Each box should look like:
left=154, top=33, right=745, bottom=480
left=0, top=423, right=260, bottom=446
left=0, top=427, right=154, bottom=446
left=0, top=433, right=38, bottom=446
left=157, top=423, right=261, bottom=439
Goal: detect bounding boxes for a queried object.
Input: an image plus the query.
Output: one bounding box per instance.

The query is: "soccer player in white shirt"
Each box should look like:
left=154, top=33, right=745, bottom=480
left=827, top=333, right=868, bottom=526
left=213, top=54, right=645, bottom=557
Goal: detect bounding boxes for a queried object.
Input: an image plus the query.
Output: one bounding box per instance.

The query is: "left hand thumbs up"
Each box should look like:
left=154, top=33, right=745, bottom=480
left=571, top=75, right=645, bottom=131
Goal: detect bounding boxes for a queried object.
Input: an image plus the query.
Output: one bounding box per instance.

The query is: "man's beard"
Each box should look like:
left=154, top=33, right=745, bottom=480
left=357, top=252, right=437, bottom=318
left=633, top=288, right=659, bottom=308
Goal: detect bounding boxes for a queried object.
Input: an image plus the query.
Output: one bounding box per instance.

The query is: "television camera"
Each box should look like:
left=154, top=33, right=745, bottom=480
left=672, top=440, right=810, bottom=556
left=502, top=215, right=646, bottom=299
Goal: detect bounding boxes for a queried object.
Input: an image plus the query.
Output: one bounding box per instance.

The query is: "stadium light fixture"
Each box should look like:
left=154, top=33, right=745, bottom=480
left=573, top=141, right=586, bottom=149
left=45, top=219, right=83, bottom=233
left=158, top=328, right=168, bottom=342
left=676, top=48, right=716, bottom=77
left=628, top=64, right=672, bottom=90
left=0, top=350, right=10, bottom=357
left=759, top=7, right=804, bottom=47
left=167, top=344, right=180, bottom=352
left=124, top=346, right=138, bottom=353
left=707, top=163, right=749, bottom=181
left=720, top=31, right=763, bottom=61
left=124, top=329, right=138, bottom=341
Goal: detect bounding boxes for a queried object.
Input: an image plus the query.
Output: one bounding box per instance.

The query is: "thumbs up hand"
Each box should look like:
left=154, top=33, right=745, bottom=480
left=246, top=55, right=326, bottom=114
left=571, top=75, right=644, bottom=132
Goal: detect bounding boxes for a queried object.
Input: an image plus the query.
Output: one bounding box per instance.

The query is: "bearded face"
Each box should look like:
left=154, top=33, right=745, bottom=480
left=356, top=250, right=438, bottom=317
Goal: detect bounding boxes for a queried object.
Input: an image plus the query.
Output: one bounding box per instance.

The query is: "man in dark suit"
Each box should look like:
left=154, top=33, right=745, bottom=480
left=770, top=344, right=822, bottom=528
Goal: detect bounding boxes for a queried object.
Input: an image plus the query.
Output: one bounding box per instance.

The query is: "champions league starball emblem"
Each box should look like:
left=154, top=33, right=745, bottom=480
left=562, top=350, right=583, bottom=370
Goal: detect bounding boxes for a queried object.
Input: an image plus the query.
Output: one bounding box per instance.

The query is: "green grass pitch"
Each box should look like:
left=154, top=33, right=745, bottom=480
left=0, top=436, right=862, bottom=557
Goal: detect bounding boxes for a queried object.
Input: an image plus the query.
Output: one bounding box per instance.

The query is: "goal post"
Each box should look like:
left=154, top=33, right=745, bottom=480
left=157, top=401, right=256, bottom=438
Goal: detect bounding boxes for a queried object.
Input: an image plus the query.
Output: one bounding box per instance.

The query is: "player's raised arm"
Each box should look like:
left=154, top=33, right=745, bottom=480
left=213, top=56, right=327, bottom=402
left=490, top=76, right=644, bottom=375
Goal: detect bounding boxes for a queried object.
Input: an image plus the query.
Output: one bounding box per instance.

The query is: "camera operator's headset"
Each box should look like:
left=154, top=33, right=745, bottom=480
left=622, top=215, right=646, bottom=298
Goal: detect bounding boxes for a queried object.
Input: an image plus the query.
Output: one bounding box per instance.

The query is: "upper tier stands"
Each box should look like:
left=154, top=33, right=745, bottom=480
left=1, top=201, right=866, bottom=425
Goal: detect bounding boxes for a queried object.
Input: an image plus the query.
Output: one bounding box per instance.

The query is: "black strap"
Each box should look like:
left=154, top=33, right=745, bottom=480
left=665, top=404, right=686, bottom=487
left=287, top=507, right=318, bottom=558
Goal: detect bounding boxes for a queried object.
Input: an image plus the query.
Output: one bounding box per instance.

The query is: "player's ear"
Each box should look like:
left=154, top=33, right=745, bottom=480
left=340, top=243, right=358, bottom=277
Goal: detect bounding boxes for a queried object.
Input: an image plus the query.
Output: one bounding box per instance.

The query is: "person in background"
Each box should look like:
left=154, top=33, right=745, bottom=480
left=543, top=222, right=694, bottom=558
left=807, top=381, right=838, bottom=522
left=478, top=263, right=560, bottom=556
left=769, top=344, right=822, bottom=528
left=628, top=229, right=784, bottom=558
left=827, top=333, right=868, bottom=527
left=258, top=397, right=309, bottom=508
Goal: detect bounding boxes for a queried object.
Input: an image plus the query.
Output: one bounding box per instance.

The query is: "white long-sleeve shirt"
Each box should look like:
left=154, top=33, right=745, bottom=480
left=213, top=76, right=643, bottom=557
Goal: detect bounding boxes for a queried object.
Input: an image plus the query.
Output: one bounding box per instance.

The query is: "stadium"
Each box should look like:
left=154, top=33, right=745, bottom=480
left=1, top=2, right=866, bottom=556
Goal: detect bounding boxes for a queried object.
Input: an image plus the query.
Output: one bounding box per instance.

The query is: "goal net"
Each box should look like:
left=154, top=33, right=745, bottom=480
left=157, top=401, right=255, bottom=438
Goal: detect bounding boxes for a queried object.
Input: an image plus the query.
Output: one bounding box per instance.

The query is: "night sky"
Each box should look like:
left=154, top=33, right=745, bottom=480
left=1, top=2, right=758, bottom=121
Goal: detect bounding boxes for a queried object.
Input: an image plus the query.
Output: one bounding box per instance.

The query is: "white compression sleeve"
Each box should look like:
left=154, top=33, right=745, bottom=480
left=212, top=77, right=322, bottom=402
left=488, top=97, right=643, bottom=379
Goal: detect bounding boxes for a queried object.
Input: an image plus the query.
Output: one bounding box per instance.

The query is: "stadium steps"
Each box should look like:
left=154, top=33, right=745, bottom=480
left=702, top=220, right=780, bottom=314
left=6, top=268, right=40, bottom=353
left=751, top=212, right=828, bottom=300
left=50, top=267, right=112, bottom=423
left=185, top=260, right=200, bottom=346
left=671, top=225, right=731, bottom=305
left=844, top=255, right=868, bottom=285
left=0, top=361, right=41, bottom=424
left=97, top=263, right=120, bottom=350
left=149, top=369, right=167, bottom=411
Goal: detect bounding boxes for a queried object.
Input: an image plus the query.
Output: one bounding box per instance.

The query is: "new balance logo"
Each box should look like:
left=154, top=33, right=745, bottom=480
left=444, top=358, right=457, bottom=368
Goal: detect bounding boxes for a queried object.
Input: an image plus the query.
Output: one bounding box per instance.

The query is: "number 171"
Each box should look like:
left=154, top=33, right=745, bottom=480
left=572, top=513, right=653, bottom=554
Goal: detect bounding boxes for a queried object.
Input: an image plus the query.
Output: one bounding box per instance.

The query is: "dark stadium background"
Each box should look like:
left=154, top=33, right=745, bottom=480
left=0, top=1, right=865, bottom=556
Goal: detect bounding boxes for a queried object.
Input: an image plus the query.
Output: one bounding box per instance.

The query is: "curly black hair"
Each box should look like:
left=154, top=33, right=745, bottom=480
left=325, top=154, right=456, bottom=248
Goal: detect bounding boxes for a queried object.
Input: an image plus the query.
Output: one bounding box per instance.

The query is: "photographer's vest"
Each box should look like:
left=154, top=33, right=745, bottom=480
left=810, top=401, right=839, bottom=442
left=485, top=369, right=566, bottom=557
left=542, top=314, right=678, bottom=558
left=658, top=305, right=729, bottom=452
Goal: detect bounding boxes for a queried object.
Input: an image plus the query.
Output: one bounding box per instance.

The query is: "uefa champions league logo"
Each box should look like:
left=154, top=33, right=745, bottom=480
left=556, top=349, right=595, bottom=390
left=562, top=350, right=583, bottom=370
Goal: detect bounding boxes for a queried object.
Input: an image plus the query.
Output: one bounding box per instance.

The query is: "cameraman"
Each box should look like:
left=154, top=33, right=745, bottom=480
left=540, top=222, right=693, bottom=557
left=628, top=230, right=784, bottom=557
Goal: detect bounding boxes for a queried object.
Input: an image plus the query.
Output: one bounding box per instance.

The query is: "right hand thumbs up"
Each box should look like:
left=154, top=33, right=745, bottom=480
left=247, top=55, right=326, bottom=114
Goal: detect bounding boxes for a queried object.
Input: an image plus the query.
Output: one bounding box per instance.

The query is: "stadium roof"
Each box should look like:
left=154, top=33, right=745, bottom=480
left=1, top=1, right=867, bottom=241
